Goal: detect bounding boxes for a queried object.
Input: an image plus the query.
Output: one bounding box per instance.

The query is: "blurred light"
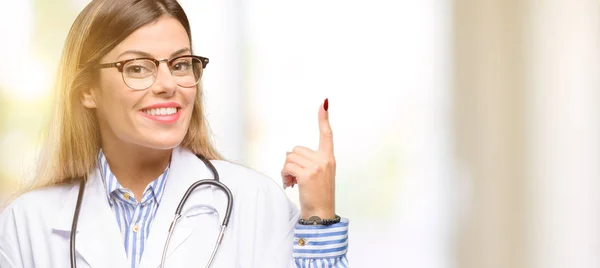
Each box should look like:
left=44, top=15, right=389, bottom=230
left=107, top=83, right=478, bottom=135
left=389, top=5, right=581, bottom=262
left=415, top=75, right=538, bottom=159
left=0, top=0, right=50, bottom=101
left=2, top=58, right=51, bottom=101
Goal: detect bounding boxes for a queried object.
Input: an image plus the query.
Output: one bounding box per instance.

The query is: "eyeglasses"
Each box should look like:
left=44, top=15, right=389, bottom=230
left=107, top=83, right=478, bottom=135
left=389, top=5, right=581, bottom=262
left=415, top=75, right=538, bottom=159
left=97, top=55, right=209, bottom=90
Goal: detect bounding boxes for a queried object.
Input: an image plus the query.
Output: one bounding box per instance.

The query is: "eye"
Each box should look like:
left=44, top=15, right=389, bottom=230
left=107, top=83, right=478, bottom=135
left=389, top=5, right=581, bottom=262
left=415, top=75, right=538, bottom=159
left=125, top=65, right=151, bottom=74
left=172, top=58, right=192, bottom=72
left=123, top=60, right=155, bottom=77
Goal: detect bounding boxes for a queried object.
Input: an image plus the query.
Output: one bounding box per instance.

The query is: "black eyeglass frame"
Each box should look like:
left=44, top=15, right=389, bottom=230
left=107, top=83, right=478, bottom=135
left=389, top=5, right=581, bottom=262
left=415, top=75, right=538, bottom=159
left=96, top=55, right=209, bottom=90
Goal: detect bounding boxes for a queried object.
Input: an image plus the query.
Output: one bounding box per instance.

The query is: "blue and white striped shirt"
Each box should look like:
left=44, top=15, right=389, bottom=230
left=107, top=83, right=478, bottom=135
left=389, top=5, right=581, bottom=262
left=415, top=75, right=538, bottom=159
left=98, top=150, right=169, bottom=268
left=98, top=150, right=349, bottom=268
left=293, top=219, right=349, bottom=267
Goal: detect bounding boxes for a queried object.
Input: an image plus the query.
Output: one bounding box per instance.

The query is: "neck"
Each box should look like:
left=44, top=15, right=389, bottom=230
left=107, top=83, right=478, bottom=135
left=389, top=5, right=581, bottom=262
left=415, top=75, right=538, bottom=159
left=101, top=141, right=172, bottom=201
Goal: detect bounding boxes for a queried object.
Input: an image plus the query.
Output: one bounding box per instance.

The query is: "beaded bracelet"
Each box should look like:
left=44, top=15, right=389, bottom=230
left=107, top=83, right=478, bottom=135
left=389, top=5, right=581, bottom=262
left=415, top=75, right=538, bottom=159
left=298, top=214, right=341, bottom=226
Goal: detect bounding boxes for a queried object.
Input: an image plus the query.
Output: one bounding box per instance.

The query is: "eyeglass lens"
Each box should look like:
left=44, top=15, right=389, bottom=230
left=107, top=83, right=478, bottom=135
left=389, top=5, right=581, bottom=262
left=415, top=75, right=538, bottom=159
left=121, top=56, right=203, bottom=90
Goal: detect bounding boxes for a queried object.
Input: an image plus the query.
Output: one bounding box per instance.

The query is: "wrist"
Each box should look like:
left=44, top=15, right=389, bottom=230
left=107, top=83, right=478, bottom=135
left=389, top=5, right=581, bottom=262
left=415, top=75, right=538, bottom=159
left=298, top=214, right=341, bottom=226
left=301, top=209, right=335, bottom=220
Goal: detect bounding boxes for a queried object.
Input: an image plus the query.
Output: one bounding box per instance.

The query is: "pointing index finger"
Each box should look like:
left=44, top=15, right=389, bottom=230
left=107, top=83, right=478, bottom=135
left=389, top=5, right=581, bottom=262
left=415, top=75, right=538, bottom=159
left=318, top=98, right=334, bottom=153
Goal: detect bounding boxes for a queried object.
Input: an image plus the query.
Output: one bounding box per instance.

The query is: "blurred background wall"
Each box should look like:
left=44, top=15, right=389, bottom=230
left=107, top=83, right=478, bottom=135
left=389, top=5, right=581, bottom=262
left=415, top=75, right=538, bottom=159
left=453, top=0, right=528, bottom=267
left=0, top=0, right=599, bottom=267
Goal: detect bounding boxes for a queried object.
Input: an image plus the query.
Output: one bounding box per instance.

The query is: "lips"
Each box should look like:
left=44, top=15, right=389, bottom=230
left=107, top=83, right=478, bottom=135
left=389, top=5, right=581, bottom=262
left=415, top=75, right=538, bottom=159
left=140, top=102, right=182, bottom=124
left=142, top=107, right=178, bottom=116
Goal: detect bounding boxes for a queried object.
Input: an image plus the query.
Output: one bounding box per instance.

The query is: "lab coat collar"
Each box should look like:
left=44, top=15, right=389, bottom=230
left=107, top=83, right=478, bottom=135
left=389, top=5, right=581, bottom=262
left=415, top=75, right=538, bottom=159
left=137, top=147, right=218, bottom=268
left=97, top=149, right=171, bottom=206
left=51, top=147, right=219, bottom=268
left=52, top=168, right=130, bottom=268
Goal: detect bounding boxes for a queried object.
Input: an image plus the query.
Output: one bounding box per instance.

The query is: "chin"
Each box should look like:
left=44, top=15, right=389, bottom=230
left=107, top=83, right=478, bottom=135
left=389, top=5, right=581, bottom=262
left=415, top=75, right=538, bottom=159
left=147, top=142, right=182, bottom=150
left=141, top=134, right=186, bottom=150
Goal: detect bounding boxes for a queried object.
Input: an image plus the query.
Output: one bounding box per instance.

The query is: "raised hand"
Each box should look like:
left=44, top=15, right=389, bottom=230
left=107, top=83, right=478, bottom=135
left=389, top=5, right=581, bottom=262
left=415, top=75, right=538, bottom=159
left=281, top=99, right=336, bottom=219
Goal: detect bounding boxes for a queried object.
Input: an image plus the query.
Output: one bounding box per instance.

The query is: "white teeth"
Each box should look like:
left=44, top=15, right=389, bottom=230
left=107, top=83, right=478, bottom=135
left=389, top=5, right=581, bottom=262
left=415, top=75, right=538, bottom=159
left=143, top=107, right=177, bottom=116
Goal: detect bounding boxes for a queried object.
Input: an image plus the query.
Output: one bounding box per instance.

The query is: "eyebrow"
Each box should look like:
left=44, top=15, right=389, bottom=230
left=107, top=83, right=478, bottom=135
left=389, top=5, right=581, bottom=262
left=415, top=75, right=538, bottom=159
left=116, top=48, right=191, bottom=60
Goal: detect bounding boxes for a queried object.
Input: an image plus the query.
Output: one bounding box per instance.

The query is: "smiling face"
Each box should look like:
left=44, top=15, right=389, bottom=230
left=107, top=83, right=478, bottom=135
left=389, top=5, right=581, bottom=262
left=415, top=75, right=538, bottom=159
left=82, top=15, right=197, bottom=151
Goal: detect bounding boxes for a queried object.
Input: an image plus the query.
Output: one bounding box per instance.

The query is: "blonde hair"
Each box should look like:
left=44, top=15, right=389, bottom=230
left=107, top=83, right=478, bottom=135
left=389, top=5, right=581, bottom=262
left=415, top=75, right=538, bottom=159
left=28, top=0, right=221, bottom=191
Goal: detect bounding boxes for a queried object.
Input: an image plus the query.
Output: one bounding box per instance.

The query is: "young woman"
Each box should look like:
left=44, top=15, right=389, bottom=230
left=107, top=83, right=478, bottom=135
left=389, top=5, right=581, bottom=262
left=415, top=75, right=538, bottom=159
left=0, top=1, right=349, bottom=267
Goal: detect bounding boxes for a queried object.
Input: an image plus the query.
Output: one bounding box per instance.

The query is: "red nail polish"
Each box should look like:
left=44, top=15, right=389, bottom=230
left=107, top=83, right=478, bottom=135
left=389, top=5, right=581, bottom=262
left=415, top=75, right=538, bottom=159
left=324, top=98, right=329, bottom=111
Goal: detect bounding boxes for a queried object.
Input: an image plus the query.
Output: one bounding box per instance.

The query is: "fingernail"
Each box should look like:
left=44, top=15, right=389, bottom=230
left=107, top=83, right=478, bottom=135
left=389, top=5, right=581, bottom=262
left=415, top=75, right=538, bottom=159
left=324, top=98, right=329, bottom=111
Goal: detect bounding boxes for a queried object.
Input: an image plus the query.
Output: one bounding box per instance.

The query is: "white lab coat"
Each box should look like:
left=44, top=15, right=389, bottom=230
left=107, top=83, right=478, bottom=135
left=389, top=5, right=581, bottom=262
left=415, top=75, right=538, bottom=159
left=0, top=147, right=301, bottom=268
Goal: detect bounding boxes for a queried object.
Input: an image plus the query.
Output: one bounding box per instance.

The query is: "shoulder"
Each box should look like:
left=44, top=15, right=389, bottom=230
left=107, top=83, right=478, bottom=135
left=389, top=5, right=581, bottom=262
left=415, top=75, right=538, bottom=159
left=209, top=160, right=298, bottom=212
left=0, top=184, right=78, bottom=266
left=209, top=160, right=284, bottom=196
left=208, top=160, right=300, bottom=233
left=210, top=160, right=278, bottom=187
left=175, top=148, right=300, bottom=220
left=0, top=184, right=74, bottom=227
left=176, top=148, right=281, bottom=191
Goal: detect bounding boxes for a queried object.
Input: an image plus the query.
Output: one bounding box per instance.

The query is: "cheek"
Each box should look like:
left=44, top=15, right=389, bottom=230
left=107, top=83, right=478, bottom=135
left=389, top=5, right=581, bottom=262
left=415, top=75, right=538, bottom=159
left=96, top=73, right=139, bottom=123
left=182, top=87, right=198, bottom=104
left=180, top=87, right=198, bottom=120
left=179, top=88, right=198, bottom=128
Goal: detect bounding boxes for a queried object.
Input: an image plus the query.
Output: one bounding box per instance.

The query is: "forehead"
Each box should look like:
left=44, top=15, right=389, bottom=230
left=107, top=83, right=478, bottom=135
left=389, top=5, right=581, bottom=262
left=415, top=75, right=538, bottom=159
left=105, top=15, right=191, bottom=60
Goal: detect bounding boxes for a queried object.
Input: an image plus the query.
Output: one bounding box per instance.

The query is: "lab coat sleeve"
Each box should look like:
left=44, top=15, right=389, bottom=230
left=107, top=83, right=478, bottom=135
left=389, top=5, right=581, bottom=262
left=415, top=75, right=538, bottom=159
left=240, top=187, right=350, bottom=268
left=226, top=162, right=350, bottom=268
left=292, top=218, right=350, bottom=267
left=0, top=244, right=18, bottom=268
left=0, top=200, right=23, bottom=268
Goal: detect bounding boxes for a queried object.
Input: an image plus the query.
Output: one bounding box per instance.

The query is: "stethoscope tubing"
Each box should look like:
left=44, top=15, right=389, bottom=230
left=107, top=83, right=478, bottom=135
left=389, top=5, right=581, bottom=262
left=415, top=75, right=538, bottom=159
left=70, top=154, right=233, bottom=268
left=70, top=179, right=86, bottom=268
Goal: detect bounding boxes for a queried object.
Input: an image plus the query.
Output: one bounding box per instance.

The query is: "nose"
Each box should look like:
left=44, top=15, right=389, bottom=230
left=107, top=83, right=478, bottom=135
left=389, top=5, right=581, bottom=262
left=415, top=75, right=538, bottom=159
left=151, top=60, right=178, bottom=96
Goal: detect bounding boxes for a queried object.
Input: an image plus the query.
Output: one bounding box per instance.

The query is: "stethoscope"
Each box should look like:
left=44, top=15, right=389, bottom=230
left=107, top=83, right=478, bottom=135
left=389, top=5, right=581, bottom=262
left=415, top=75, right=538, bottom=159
left=70, top=154, right=234, bottom=268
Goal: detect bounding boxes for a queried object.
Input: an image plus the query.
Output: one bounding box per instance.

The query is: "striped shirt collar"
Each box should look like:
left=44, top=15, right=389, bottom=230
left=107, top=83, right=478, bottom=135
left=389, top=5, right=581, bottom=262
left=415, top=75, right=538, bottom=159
left=97, top=149, right=169, bottom=206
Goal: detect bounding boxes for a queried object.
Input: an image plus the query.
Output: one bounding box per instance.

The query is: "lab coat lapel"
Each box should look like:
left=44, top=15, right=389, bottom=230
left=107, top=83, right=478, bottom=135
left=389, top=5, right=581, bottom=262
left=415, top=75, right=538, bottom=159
left=138, top=147, right=219, bottom=268
left=51, top=169, right=129, bottom=268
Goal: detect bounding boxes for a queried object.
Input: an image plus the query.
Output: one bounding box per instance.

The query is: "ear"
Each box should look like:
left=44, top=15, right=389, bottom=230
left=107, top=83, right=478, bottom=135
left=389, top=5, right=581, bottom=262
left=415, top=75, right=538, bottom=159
left=81, top=88, right=97, bottom=108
